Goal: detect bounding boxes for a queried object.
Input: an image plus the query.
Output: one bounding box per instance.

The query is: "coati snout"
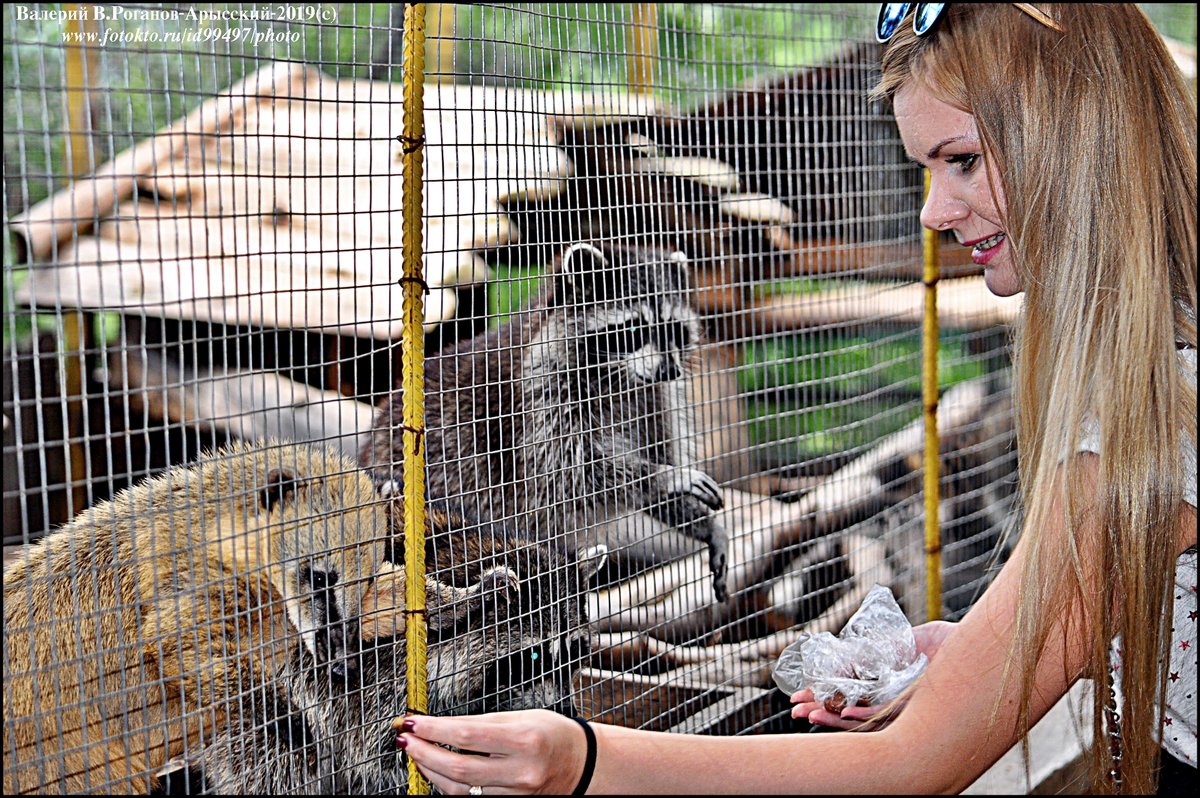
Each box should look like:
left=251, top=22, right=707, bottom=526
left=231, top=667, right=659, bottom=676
left=259, top=465, right=387, bottom=681
left=300, top=565, right=361, bottom=679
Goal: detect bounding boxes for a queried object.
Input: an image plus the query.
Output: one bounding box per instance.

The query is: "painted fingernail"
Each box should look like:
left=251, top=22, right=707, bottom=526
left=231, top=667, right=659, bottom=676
left=395, top=734, right=408, bottom=750
left=399, top=719, right=417, bottom=733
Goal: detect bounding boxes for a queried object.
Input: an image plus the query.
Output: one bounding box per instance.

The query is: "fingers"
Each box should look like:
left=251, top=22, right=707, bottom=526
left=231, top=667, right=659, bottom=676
left=393, top=710, right=571, bottom=795
left=397, top=718, right=529, bottom=796
left=397, top=731, right=490, bottom=795
left=394, top=712, right=515, bottom=755
left=790, top=703, right=875, bottom=731
left=789, top=689, right=900, bottom=730
left=789, top=689, right=816, bottom=704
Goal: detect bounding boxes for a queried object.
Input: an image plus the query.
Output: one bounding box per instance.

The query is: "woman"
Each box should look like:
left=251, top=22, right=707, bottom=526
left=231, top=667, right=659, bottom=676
left=397, top=5, right=1197, bottom=793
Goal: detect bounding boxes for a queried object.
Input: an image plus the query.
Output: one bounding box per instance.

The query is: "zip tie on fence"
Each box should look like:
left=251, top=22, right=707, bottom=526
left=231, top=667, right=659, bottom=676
left=922, top=168, right=943, bottom=622
left=398, top=3, right=432, bottom=795
left=398, top=275, right=430, bottom=295
left=396, top=133, right=427, bottom=153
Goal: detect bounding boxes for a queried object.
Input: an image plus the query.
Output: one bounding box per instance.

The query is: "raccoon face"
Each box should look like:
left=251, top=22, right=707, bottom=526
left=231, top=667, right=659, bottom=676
left=580, top=304, right=695, bottom=385
left=478, top=628, right=592, bottom=715
left=553, top=242, right=700, bottom=386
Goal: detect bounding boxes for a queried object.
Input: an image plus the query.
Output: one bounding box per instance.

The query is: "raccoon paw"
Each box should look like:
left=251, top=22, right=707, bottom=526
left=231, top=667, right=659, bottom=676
left=663, top=467, right=724, bottom=513
left=476, top=566, right=521, bottom=597
left=374, top=474, right=403, bottom=498
left=699, top=519, right=729, bottom=603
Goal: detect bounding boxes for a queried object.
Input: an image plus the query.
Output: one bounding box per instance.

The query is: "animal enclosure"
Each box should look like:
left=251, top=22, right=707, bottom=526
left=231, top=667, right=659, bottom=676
left=3, top=2, right=1195, bottom=794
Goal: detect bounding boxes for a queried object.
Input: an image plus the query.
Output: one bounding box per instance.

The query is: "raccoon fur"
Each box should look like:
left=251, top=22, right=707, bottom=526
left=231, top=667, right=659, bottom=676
left=361, top=241, right=728, bottom=601
left=198, top=503, right=607, bottom=794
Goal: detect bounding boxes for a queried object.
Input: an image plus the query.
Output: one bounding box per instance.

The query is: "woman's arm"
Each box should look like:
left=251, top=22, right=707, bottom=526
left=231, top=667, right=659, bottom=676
left=398, top=458, right=1107, bottom=794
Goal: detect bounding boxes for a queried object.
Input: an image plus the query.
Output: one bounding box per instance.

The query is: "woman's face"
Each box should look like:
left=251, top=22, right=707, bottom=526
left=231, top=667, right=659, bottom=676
left=893, top=83, right=1020, bottom=297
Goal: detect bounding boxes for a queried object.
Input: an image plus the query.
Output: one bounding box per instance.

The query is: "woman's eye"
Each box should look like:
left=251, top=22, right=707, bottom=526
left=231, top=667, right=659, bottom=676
left=948, top=153, right=980, bottom=173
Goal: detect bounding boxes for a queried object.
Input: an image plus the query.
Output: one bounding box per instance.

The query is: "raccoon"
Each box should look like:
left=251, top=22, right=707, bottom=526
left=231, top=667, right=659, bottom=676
left=361, top=241, right=728, bottom=602
left=2, top=441, right=387, bottom=794
left=198, top=503, right=607, bottom=794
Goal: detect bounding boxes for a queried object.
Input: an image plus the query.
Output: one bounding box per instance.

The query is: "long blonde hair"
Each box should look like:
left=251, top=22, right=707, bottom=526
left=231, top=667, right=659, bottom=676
left=873, top=4, right=1197, bottom=793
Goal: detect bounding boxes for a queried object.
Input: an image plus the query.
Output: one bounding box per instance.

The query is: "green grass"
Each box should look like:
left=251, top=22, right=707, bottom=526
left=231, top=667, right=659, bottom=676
left=745, top=394, right=921, bottom=461
left=739, top=330, right=989, bottom=459
left=487, top=264, right=547, bottom=328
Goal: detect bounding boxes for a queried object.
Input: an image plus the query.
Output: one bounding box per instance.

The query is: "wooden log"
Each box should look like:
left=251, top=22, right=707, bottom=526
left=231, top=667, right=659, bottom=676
left=9, top=62, right=318, bottom=264
left=697, top=275, right=1022, bottom=336
left=690, top=239, right=980, bottom=300
left=15, top=236, right=459, bottom=337
left=588, top=375, right=993, bottom=641
left=689, top=343, right=754, bottom=486
left=98, top=348, right=376, bottom=461
left=591, top=632, right=657, bottom=673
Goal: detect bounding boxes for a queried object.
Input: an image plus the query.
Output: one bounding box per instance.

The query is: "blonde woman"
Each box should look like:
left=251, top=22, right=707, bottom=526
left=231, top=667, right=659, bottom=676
left=396, top=5, right=1196, bottom=793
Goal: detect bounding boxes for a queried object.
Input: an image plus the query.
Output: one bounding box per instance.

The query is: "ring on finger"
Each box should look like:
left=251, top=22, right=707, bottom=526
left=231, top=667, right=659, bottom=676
left=469, top=786, right=483, bottom=796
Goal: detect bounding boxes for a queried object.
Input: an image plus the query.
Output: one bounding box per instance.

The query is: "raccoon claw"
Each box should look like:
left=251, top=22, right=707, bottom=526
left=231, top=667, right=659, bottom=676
left=665, top=468, right=724, bottom=511
left=709, top=546, right=728, bottom=603
left=706, top=528, right=729, bottom=603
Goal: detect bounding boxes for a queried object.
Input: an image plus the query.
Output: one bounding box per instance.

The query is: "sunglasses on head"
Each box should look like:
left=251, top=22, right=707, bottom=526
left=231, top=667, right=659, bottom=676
left=876, top=3, right=1063, bottom=43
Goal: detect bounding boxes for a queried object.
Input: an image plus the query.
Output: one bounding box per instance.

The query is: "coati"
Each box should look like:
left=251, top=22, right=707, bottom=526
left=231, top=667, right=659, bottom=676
left=361, top=241, right=729, bottom=602
left=198, top=503, right=607, bottom=794
left=2, top=441, right=388, bottom=795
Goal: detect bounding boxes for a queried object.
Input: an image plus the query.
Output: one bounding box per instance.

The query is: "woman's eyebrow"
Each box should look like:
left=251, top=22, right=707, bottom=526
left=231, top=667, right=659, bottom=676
left=927, top=135, right=971, bottom=159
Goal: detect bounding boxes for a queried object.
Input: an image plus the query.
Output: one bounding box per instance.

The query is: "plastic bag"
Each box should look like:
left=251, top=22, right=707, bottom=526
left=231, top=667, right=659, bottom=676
left=772, top=584, right=928, bottom=712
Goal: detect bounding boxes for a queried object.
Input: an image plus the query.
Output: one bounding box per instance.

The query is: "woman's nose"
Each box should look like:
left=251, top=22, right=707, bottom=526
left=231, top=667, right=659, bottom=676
left=919, top=179, right=970, bottom=232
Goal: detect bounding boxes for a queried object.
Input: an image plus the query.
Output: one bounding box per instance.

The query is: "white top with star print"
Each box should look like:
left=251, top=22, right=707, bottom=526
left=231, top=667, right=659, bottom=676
left=1087, top=346, right=1197, bottom=767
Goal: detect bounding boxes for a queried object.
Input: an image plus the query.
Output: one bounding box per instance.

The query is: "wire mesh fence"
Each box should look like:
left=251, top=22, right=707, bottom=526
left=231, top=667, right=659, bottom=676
left=3, top=2, right=1196, bottom=793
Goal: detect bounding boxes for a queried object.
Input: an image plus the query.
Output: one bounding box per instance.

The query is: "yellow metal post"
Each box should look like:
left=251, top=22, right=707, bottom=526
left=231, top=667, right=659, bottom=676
left=62, top=3, right=99, bottom=519
left=922, top=169, right=942, bottom=621
left=399, top=3, right=431, bottom=794
left=627, top=4, right=659, bottom=96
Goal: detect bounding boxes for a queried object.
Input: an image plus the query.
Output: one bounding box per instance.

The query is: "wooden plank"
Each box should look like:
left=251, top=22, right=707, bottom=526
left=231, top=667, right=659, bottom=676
left=698, top=275, right=1023, bottom=336
left=664, top=686, right=776, bottom=735
left=9, top=62, right=317, bottom=264
left=98, top=348, right=376, bottom=461
left=16, top=236, right=459, bottom=339
left=573, top=667, right=732, bottom=731
left=13, top=70, right=648, bottom=336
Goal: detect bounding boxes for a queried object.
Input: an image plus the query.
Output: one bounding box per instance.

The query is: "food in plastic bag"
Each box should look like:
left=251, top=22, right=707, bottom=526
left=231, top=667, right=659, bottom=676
left=772, top=584, right=928, bottom=714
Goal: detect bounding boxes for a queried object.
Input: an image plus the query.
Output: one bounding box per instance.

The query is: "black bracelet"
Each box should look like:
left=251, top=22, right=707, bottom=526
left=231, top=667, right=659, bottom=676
left=571, top=716, right=597, bottom=796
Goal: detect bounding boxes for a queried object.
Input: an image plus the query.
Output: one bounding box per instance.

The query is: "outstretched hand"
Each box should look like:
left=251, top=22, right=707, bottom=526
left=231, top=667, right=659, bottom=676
left=789, top=620, right=958, bottom=730
left=395, top=709, right=587, bottom=795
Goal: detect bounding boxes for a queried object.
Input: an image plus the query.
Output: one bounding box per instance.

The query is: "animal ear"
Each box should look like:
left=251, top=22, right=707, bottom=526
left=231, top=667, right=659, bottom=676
left=577, top=544, right=608, bottom=582
left=260, top=467, right=302, bottom=513
left=557, top=242, right=609, bottom=303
